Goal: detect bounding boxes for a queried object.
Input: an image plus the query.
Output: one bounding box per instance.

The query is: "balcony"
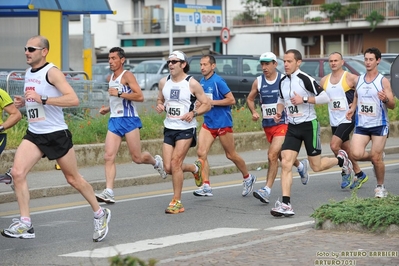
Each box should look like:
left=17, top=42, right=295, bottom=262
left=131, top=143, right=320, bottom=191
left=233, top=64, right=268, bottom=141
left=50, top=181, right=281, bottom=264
left=114, top=0, right=399, bottom=39
left=229, top=0, right=399, bottom=32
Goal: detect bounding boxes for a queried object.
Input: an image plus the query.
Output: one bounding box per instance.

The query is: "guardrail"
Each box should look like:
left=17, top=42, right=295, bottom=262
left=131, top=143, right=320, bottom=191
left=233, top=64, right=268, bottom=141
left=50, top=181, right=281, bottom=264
left=0, top=70, right=109, bottom=117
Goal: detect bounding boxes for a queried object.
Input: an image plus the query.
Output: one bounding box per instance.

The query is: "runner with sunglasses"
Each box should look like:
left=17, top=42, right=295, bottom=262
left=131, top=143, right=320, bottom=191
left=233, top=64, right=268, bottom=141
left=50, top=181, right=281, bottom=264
left=0, top=35, right=111, bottom=241
left=156, top=51, right=211, bottom=214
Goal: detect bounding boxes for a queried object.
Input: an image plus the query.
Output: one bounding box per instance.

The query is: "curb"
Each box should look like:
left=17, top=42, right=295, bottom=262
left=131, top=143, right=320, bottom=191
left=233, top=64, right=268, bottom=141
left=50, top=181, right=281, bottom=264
left=1, top=147, right=399, bottom=204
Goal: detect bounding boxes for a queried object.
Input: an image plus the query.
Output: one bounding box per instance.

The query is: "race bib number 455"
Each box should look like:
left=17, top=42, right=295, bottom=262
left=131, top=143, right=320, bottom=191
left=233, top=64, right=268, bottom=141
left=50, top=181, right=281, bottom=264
left=166, top=103, right=184, bottom=118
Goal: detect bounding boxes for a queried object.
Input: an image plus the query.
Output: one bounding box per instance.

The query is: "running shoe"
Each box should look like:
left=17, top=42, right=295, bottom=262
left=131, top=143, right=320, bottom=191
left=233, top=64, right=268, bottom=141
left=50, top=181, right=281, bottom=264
left=165, top=199, right=185, bottom=214
left=374, top=185, right=388, bottom=198
left=95, top=189, right=116, bottom=204
left=93, top=208, right=111, bottom=242
left=193, top=159, right=204, bottom=187
left=350, top=173, right=369, bottom=189
left=154, top=155, right=167, bottom=179
left=1, top=218, right=35, bottom=239
left=242, top=174, right=257, bottom=197
left=270, top=200, right=295, bottom=217
left=340, top=170, right=354, bottom=189
left=253, top=187, right=270, bottom=203
left=0, top=171, right=12, bottom=184
left=337, top=150, right=353, bottom=176
left=193, top=184, right=213, bottom=197
left=298, top=159, right=310, bottom=185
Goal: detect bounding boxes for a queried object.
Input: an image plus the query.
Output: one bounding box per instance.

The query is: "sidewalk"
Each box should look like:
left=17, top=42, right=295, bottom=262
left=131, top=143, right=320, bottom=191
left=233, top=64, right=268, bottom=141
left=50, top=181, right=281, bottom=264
left=1, top=136, right=399, bottom=203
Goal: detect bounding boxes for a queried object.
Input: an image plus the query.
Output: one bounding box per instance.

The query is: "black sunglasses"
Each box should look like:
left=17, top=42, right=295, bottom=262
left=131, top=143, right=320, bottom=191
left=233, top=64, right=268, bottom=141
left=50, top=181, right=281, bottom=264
left=24, top=46, right=44, bottom=53
left=167, top=60, right=182, bottom=65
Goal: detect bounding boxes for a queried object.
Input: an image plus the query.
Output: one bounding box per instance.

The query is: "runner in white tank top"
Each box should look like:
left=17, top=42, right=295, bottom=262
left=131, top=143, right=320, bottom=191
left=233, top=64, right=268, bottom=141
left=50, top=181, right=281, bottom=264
left=320, top=52, right=367, bottom=191
left=156, top=50, right=211, bottom=214
left=95, top=47, right=167, bottom=204
left=1, top=35, right=111, bottom=242
left=346, top=47, right=395, bottom=198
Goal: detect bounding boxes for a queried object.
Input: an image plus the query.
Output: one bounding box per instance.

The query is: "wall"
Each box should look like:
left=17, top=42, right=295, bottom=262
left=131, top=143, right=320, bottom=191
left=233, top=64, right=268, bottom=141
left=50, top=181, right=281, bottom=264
left=228, top=34, right=271, bottom=55
left=0, top=17, right=38, bottom=70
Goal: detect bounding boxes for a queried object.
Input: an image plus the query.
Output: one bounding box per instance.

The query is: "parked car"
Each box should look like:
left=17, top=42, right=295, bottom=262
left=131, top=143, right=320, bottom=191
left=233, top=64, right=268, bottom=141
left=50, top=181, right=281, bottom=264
left=132, top=60, right=169, bottom=90
left=381, top=53, right=399, bottom=64
left=346, top=55, right=391, bottom=79
left=187, top=55, right=284, bottom=101
left=92, top=62, right=134, bottom=83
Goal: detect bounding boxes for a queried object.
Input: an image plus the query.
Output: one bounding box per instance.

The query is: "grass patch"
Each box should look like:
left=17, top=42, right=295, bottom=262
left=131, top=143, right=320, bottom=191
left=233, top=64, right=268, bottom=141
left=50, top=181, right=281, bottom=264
left=311, top=193, right=399, bottom=232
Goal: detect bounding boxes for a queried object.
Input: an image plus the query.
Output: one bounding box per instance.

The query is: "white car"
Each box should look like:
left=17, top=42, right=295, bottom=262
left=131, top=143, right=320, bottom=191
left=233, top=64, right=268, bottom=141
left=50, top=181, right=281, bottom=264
left=133, top=60, right=169, bottom=90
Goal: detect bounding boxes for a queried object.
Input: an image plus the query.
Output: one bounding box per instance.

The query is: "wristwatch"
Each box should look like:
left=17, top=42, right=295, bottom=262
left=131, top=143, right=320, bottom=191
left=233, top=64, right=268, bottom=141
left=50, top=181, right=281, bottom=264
left=117, top=91, right=123, bottom=98
left=192, top=110, right=198, bottom=117
left=0, top=125, right=4, bottom=133
left=303, top=96, right=308, bottom=103
left=41, top=95, right=48, bottom=105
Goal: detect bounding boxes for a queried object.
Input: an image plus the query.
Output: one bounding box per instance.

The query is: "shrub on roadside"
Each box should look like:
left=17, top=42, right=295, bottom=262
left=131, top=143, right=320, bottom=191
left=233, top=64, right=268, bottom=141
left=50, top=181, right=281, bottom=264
left=311, top=193, right=399, bottom=232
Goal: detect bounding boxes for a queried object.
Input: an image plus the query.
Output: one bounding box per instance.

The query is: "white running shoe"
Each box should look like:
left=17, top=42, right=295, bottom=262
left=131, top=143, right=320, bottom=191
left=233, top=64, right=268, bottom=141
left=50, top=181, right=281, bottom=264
left=193, top=184, right=213, bottom=197
left=95, top=189, right=115, bottom=204
left=1, top=218, right=35, bottom=239
left=337, top=150, right=353, bottom=176
left=242, top=174, right=257, bottom=197
left=253, top=187, right=270, bottom=203
left=154, top=155, right=167, bottom=179
left=93, top=208, right=111, bottom=242
left=298, top=159, right=309, bottom=185
left=270, top=200, right=295, bottom=217
left=374, top=185, right=388, bottom=198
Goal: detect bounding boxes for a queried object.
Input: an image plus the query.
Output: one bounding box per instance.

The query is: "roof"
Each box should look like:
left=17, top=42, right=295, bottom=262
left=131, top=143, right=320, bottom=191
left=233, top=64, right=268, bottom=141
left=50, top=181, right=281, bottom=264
left=0, top=0, right=115, bottom=17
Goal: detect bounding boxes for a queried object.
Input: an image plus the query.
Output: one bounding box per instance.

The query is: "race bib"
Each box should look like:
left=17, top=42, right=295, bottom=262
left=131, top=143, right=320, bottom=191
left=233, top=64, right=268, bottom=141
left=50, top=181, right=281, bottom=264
left=286, top=102, right=303, bottom=117
left=329, top=98, right=347, bottom=111
left=359, top=102, right=376, bottom=116
left=166, top=103, right=184, bottom=118
left=261, top=103, right=277, bottom=119
left=26, top=101, right=46, bottom=122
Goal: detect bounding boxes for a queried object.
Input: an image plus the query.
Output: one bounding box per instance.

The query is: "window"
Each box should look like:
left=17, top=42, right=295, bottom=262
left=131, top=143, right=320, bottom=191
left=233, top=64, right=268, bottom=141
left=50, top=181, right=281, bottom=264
left=69, top=15, right=80, bottom=21
left=387, top=39, right=399, bottom=53
left=242, top=58, right=259, bottom=77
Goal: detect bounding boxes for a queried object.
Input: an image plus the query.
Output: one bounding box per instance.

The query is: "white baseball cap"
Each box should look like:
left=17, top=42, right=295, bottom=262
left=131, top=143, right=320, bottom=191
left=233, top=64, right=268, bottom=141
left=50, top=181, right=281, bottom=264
left=259, top=52, right=277, bottom=62
left=169, top=50, right=187, bottom=61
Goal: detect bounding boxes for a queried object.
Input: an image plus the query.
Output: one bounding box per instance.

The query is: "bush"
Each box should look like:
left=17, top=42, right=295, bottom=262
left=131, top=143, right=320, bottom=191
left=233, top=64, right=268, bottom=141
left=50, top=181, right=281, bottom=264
left=311, top=193, right=399, bottom=232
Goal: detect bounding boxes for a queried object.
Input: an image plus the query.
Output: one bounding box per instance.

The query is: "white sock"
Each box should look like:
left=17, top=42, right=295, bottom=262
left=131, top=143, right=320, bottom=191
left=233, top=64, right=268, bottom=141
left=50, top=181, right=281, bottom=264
left=194, top=165, right=199, bottom=173
left=94, top=208, right=104, bottom=218
left=20, top=216, right=32, bottom=227
left=106, top=188, right=114, bottom=196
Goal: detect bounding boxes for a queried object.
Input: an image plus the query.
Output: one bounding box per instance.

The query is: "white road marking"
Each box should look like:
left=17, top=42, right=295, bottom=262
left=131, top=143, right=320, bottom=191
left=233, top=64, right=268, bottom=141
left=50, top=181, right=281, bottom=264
left=60, top=227, right=258, bottom=258
left=265, top=220, right=314, bottom=231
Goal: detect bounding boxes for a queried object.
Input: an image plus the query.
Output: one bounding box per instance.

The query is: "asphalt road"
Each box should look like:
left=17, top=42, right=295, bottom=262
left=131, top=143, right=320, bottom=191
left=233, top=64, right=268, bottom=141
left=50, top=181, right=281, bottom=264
left=1, top=154, right=399, bottom=266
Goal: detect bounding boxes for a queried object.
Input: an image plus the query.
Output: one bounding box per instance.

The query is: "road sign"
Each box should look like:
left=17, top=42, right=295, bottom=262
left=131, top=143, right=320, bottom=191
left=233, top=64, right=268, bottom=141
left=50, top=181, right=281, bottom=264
left=174, top=4, right=222, bottom=27
left=220, top=27, right=230, bottom=44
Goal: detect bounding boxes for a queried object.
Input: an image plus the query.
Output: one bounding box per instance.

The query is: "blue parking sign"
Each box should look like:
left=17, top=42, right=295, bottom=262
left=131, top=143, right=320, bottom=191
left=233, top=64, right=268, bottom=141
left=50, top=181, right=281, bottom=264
left=194, top=12, right=201, bottom=24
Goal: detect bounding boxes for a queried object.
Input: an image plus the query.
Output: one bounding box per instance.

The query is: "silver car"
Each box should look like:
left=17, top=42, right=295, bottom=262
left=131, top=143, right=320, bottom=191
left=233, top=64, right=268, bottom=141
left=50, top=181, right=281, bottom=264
left=133, top=60, right=169, bottom=90
left=92, top=62, right=134, bottom=82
